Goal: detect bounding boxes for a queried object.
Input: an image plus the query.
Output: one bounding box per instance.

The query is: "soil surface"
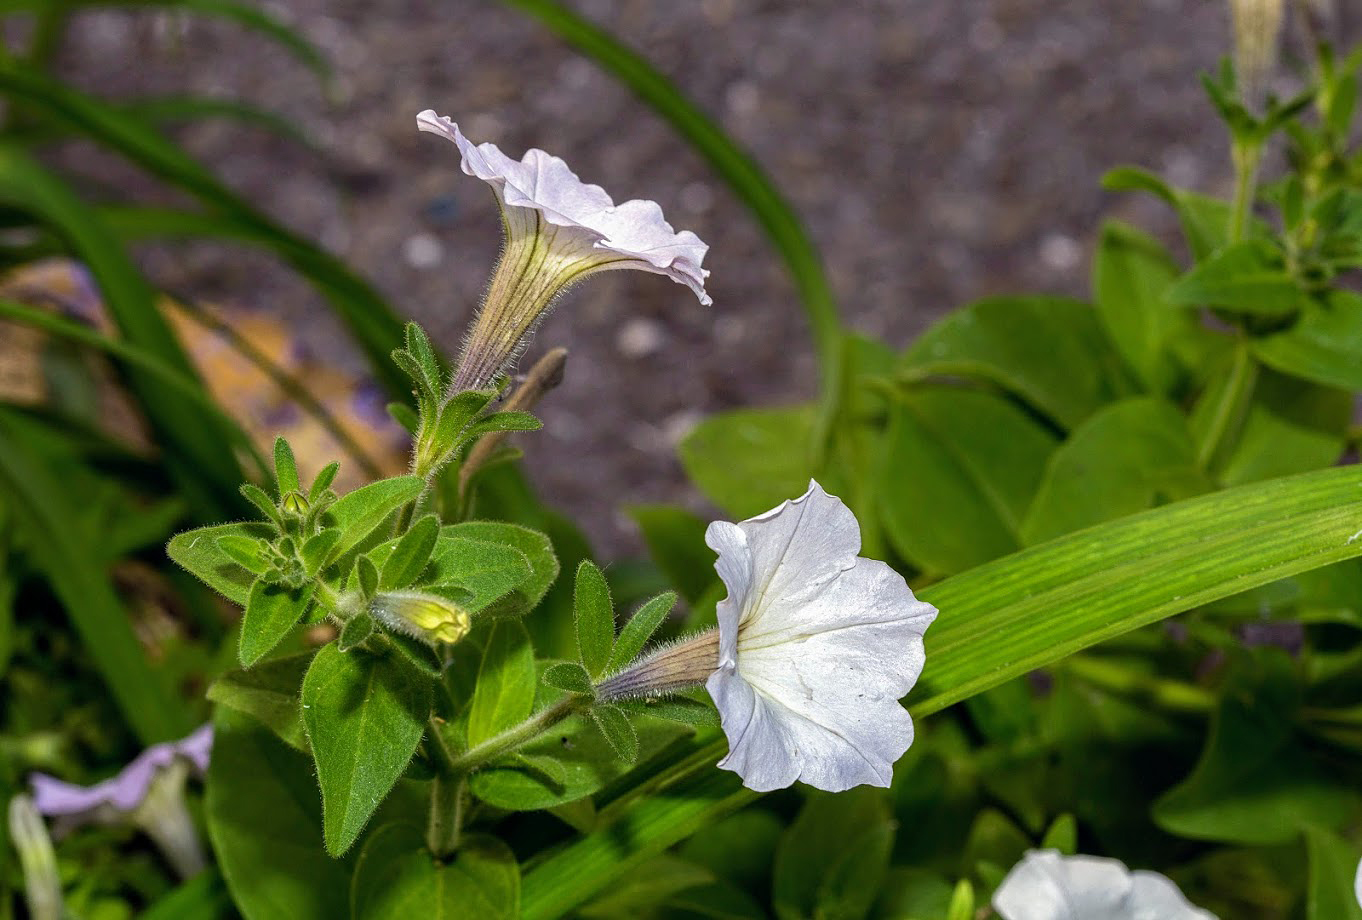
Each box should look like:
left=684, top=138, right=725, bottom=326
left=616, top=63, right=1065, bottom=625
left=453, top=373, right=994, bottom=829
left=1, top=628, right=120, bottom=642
left=51, top=0, right=1351, bottom=554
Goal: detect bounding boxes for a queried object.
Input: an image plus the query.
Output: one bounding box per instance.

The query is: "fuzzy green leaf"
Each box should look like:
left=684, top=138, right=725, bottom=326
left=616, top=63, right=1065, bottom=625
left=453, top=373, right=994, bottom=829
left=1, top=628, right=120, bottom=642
left=325, top=476, right=424, bottom=558
left=300, top=528, right=342, bottom=577
left=444, top=522, right=558, bottom=608
left=239, top=580, right=314, bottom=667
left=1165, top=239, right=1303, bottom=315
left=379, top=514, right=439, bottom=591
left=467, top=622, right=536, bottom=747
left=606, top=592, right=676, bottom=675
left=542, top=662, right=595, bottom=696
left=351, top=824, right=518, bottom=919
left=273, top=437, right=300, bottom=495
left=301, top=645, right=431, bottom=856
left=309, top=462, right=340, bottom=502
left=168, top=522, right=274, bottom=605
left=339, top=612, right=375, bottom=652
left=207, top=652, right=312, bottom=751
left=216, top=534, right=268, bottom=574
left=574, top=561, right=615, bottom=678
left=591, top=704, right=638, bottom=764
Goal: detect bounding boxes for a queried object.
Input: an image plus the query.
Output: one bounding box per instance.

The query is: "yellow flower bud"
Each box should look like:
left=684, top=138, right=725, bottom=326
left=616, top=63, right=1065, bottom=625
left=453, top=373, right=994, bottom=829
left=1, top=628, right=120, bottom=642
left=370, top=591, right=472, bottom=646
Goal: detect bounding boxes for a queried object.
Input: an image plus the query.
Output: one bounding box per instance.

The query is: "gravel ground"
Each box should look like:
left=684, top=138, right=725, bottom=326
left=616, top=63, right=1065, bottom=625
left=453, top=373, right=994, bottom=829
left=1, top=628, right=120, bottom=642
left=51, top=0, right=1349, bottom=554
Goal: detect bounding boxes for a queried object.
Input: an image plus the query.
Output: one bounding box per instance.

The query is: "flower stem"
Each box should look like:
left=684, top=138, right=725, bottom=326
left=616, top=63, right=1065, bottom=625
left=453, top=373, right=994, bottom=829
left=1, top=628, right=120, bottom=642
left=1229, top=139, right=1262, bottom=244
left=446, top=697, right=584, bottom=774
left=426, top=772, right=467, bottom=859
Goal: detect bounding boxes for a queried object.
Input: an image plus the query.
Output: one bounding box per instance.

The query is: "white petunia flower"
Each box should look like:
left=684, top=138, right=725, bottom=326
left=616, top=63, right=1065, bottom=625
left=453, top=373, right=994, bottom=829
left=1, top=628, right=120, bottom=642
left=702, top=480, right=937, bottom=792
left=1355, top=856, right=1361, bottom=908
left=993, top=850, right=1217, bottom=920
left=417, top=111, right=710, bottom=390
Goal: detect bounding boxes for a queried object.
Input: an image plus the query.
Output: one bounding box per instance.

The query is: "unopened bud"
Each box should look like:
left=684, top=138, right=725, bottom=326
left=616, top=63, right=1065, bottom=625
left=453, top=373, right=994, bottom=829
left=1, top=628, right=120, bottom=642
left=8, top=795, right=62, bottom=920
left=1230, top=0, right=1285, bottom=111
left=370, top=591, right=472, bottom=645
left=281, top=491, right=310, bottom=515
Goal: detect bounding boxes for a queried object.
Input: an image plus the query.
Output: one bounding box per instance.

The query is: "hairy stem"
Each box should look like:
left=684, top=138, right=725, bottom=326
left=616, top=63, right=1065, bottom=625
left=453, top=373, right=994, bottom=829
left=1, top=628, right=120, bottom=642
left=446, top=697, right=584, bottom=774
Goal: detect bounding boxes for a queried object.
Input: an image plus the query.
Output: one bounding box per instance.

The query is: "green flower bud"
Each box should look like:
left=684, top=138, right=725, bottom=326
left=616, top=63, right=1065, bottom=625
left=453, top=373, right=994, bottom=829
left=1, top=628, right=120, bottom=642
left=370, top=591, right=471, bottom=646
left=281, top=491, right=310, bottom=515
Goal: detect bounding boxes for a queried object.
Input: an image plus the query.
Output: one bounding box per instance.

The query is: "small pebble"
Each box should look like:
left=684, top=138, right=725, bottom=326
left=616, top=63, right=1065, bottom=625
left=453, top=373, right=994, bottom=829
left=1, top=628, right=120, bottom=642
left=402, top=233, right=445, bottom=269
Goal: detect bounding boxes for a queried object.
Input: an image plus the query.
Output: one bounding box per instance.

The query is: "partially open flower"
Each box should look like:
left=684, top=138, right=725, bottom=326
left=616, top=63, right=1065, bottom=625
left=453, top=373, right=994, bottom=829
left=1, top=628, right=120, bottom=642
left=417, top=111, right=710, bottom=390
left=703, top=481, right=937, bottom=792
left=993, top=850, right=1217, bottom=920
left=29, top=724, right=212, bottom=878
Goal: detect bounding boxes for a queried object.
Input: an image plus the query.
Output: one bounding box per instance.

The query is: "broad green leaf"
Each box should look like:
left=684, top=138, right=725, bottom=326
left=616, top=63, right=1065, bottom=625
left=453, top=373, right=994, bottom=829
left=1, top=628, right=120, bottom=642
left=1101, top=166, right=1234, bottom=260
left=606, top=592, right=677, bottom=675
left=207, top=652, right=312, bottom=751
left=206, top=708, right=351, bottom=920
left=677, top=809, right=783, bottom=891
left=574, top=561, right=615, bottom=677
left=139, top=868, right=233, bottom=920
left=503, top=0, right=843, bottom=380
left=1093, top=220, right=1188, bottom=393
left=627, top=505, right=717, bottom=604
left=167, top=523, right=272, bottom=605
left=1021, top=398, right=1211, bottom=545
left=446, top=522, right=558, bottom=608
left=1304, top=826, right=1362, bottom=920
left=575, top=855, right=715, bottom=919
left=351, top=824, right=518, bottom=920
left=301, top=645, right=431, bottom=855
left=1218, top=371, right=1348, bottom=486
left=1153, top=655, right=1357, bottom=845
left=301, top=528, right=342, bottom=576
left=880, top=386, right=1059, bottom=575
left=899, top=296, right=1133, bottom=429
left=467, top=622, right=536, bottom=746
left=216, top=534, right=268, bottom=574
left=1165, top=239, right=1303, bottom=315
left=240, top=580, right=314, bottom=667
left=772, top=788, right=894, bottom=920
left=0, top=421, right=189, bottom=743
left=875, top=869, right=956, bottom=920
left=1253, top=290, right=1362, bottom=390
left=678, top=406, right=815, bottom=519
left=542, top=661, right=594, bottom=696
left=325, top=476, right=423, bottom=557
left=1188, top=339, right=1256, bottom=472
left=468, top=712, right=690, bottom=812
left=379, top=514, right=439, bottom=590
left=591, top=704, right=639, bottom=763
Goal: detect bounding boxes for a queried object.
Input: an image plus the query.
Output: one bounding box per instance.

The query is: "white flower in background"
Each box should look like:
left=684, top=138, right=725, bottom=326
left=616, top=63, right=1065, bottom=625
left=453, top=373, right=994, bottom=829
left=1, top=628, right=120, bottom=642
left=417, top=111, right=710, bottom=390
left=703, top=480, right=937, bottom=792
left=29, top=724, right=213, bottom=878
left=993, top=850, right=1217, bottom=920
left=1229, top=0, right=1284, bottom=111
left=1355, top=856, right=1361, bottom=908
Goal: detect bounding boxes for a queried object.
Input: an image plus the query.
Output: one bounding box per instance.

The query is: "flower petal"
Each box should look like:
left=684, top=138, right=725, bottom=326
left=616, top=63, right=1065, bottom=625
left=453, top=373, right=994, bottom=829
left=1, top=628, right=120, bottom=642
left=417, top=110, right=710, bottom=304
left=993, top=851, right=1217, bottom=920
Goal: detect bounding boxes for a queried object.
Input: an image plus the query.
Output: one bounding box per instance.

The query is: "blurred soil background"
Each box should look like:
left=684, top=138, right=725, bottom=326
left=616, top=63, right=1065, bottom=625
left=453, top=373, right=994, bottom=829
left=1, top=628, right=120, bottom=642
left=40, top=0, right=1354, bottom=554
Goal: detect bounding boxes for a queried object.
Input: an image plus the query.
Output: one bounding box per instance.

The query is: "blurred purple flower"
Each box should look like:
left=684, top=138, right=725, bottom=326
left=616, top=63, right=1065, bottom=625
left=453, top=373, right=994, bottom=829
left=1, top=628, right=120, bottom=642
left=30, top=723, right=211, bottom=821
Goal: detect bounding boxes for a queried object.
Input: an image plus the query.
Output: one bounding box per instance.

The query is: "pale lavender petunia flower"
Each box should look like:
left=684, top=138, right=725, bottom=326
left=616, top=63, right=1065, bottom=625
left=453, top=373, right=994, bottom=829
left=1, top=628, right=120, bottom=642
left=703, top=481, right=937, bottom=792
left=417, top=110, right=710, bottom=390
left=30, top=724, right=212, bottom=878
left=993, top=850, right=1217, bottom=920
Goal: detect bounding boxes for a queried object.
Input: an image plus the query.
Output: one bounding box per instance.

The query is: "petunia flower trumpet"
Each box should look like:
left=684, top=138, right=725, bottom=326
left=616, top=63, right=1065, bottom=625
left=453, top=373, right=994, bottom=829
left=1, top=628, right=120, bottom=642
left=993, top=850, right=1217, bottom=920
left=417, top=110, right=711, bottom=391
left=597, top=481, right=937, bottom=792
left=29, top=724, right=213, bottom=879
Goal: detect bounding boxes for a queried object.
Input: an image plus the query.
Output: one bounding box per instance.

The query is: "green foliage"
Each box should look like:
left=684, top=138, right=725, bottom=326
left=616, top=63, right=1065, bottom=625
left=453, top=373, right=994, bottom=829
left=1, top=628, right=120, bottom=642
left=679, top=406, right=814, bottom=519
left=352, top=824, right=519, bottom=919
left=239, top=580, right=314, bottom=667
left=772, top=789, right=894, bottom=920
left=467, top=622, right=536, bottom=747
left=301, top=645, right=432, bottom=856
left=574, top=561, right=615, bottom=678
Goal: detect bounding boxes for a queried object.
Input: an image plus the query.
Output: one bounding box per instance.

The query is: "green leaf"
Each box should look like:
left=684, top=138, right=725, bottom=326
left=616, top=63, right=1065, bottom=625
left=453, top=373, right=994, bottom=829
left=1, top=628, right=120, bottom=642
left=1304, top=826, right=1362, bottom=920
left=1101, top=166, right=1234, bottom=260
left=351, top=824, right=518, bottom=920
left=679, top=406, right=815, bottom=519
left=591, top=704, right=638, bottom=763
left=1021, top=398, right=1211, bottom=545
left=139, top=869, right=233, bottom=920
left=206, top=708, right=351, bottom=920
left=325, top=476, right=424, bottom=558
left=606, top=592, right=676, bottom=675
left=240, top=580, right=314, bottom=667
left=772, top=788, right=894, bottom=920
left=502, top=0, right=842, bottom=380
left=167, top=522, right=273, bottom=605
left=617, top=694, right=719, bottom=728
left=1092, top=220, right=1189, bottom=393
left=339, top=612, right=375, bottom=652
left=1188, top=339, right=1256, bottom=472
left=467, top=622, right=536, bottom=746
left=355, top=556, right=379, bottom=601
left=1153, top=655, right=1357, bottom=845
left=310, top=462, right=340, bottom=500
left=575, top=855, right=716, bottom=919
left=301, top=645, right=432, bottom=856
left=543, top=661, right=595, bottom=696
left=944, top=880, right=976, bottom=920
left=1165, top=239, right=1303, bottom=315
left=240, top=482, right=282, bottom=525
left=207, top=653, right=312, bottom=751
left=627, top=505, right=717, bottom=604
left=443, top=522, right=558, bottom=608
left=899, top=296, right=1133, bottom=429
left=574, top=561, right=615, bottom=678
left=215, top=534, right=268, bottom=574
left=379, top=515, right=439, bottom=591
left=0, top=421, right=190, bottom=743
left=1039, top=814, right=1078, bottom=854
left=879, top=386, right=1059, bottom=575
left=1218, top=371, right=1349, bottom=486
left=274, top=437, right=300, bottom=495
left=469, top=712, right=690, bottom=811
left=465, top=410, right=542, bottom=440
left=1253, top=290, right=1362, bottom=390
left=300, top=528, right=342, bottom=577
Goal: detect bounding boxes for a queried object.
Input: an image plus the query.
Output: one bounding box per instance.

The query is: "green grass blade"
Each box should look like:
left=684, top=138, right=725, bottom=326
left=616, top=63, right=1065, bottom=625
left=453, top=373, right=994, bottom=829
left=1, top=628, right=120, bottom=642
left=0, top=143, right=246, bottom=517
left=0, top=298, right=269, bottom=478
left=520, top=464, right=1362, bottom=911
left=0, top=65, right=411, bottom=396
left=0, top=411, right=193, bottom=743
left=500, top=0, right=842, bottom=378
